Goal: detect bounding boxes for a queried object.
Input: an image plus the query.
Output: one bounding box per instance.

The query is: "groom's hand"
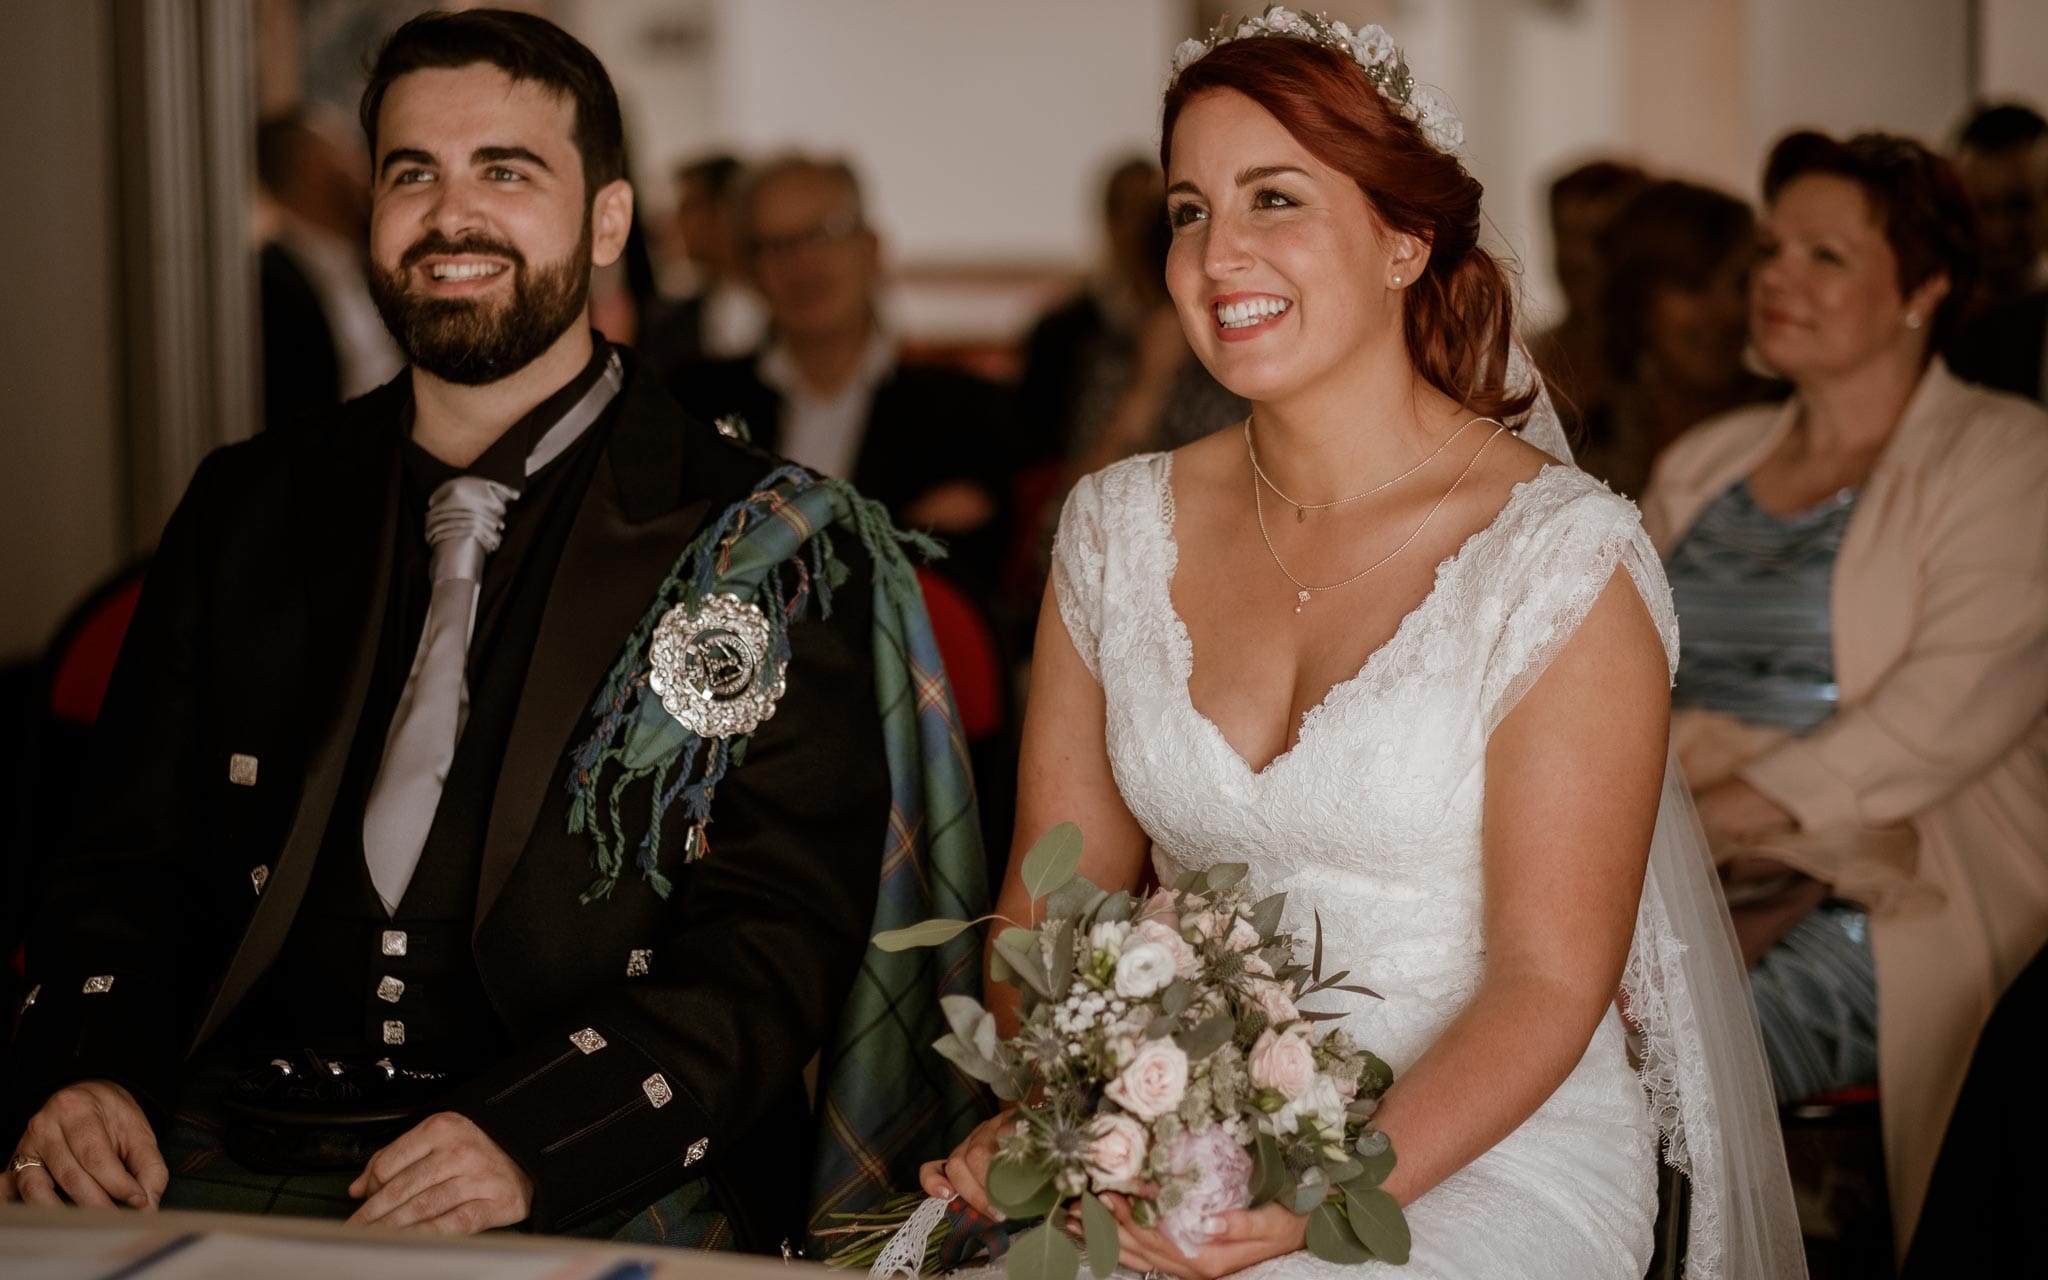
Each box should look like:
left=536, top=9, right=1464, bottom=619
left=1, top=1080, right=166, bottom=1209
left=348, top=1111, right=532, bottom=1233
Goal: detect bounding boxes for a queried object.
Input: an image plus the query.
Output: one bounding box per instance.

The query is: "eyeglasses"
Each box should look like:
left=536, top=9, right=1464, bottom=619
left=747, top=213, right=867, bottom=261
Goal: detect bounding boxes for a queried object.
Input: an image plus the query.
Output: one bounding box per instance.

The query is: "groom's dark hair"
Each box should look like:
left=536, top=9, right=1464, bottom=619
left=359, top=8, right=626, bottom=193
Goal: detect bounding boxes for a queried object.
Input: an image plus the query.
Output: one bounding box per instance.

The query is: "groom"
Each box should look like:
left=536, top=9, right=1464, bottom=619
left=1, top=9, right=984, bottom=1253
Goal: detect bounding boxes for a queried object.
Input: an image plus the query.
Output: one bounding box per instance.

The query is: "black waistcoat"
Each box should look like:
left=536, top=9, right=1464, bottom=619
left=227, top=349, right=616, bottom=1076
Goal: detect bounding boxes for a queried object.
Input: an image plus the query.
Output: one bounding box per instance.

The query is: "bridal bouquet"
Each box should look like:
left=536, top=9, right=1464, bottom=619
left=828, top=824, right=1409, bottom=1279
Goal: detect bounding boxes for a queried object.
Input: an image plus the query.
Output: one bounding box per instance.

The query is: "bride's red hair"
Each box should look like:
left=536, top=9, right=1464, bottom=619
left=1161, top=38, right=1534, bottom=421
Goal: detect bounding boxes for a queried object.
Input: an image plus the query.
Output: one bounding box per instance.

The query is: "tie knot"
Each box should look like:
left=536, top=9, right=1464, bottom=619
left=424, top=475, right=515, bottom=582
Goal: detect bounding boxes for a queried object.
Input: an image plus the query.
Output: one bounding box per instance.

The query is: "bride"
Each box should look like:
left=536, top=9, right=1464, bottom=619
left=924, top=10, right=1802, bottom=1280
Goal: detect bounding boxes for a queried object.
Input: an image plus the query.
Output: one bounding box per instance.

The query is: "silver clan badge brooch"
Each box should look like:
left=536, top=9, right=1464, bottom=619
left=647, top=593, right=787, bottom=738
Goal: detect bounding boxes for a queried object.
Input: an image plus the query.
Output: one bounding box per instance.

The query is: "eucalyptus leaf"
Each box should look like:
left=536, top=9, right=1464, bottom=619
left=1144, top=1014, right=1178, bottom=1040
left=1044, top=876, right=1107, bottom=922
left=1204, top=862, right=1248, bottom=891
left=934, top=1034, right=1011, bottom=1088
left=1095, top=888, right=1134, bottom=924
left=1304, top=1201, right=1371, bottom=1263
left=987, top=1156, right=1060, bottom=1220
left=990, top=947, right=1015, bottom=985
left=1161, top=980, right=1193, bottom=1017
left=1173, top=869, right=1205, bottom=894
left=1006, top=1221, right=1079, bottom=1280
left=1252, top=1131, right=1290, bottom=1205
left=1351, top=1140, right=1397, bottom=1187
left=1288, top=1166, right=1331, bottom=1215
left=1021, top=822, right=1084, bottom=902
left=1049, top=920, right=1077, bottom=994
left=873, top=918, right=972, bottom=951
left=1343, top=1186, right=1411, bottom=1264
left=1248, top=892, right=1286, bottom=938
left=940, top=994, right=991, bottom=1048
left=1081, top=1191, right=1120, bottom=1278
left=995, top=936, right=1054, bottom=999
left=1175, top=1013, right=1236, bottom=1060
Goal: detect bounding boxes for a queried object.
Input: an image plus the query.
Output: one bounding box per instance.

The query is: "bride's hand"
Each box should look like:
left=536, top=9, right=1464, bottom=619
left=1089, top=1193, right=1308, bottom=1280
left=920, top=1110, right=1012, bottom=1218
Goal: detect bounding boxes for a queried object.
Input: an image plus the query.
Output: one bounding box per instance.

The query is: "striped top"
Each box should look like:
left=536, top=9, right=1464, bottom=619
left=1666, top=479, right=1858, bottom=734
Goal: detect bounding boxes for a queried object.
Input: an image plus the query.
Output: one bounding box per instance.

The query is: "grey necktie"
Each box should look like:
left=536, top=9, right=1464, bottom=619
left=361, top=352, right=624, bottom=914
left=361, top=474, right=514, bottom=914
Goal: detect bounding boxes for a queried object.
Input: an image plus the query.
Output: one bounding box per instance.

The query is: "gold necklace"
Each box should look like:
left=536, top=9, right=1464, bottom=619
left=1245, top=414, right=1489, bottom=522
left=1254, top=423, right=1506, bottom=613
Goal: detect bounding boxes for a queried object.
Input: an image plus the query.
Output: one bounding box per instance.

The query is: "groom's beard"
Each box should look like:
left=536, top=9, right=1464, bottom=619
left=370, top=213, right=594, bottom=386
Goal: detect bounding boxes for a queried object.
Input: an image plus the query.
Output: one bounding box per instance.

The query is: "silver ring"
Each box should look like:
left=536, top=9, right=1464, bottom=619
left=9, top=1153, right=44, bottom=1174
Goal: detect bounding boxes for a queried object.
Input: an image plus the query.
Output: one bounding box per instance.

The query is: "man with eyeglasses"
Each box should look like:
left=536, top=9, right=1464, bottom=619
left=669, top=155, right=1017, bottom=587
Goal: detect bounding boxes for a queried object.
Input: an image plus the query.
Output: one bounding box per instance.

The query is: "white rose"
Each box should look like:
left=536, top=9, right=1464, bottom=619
left=1171, top=37, right=1207, bottom=74
left=1086, top=1113, right=1150, bottom=1193
left=1106, top=1039, right=1190, bottom=1119
left=1247, top=1027, right=1317, bottom=1100
left=1408, top=86, right=1463, bottom=152
left=1351, top=24, right=1396, bottom=67
left=1114, top=942, right=1177, bottom=999
left=1089, top=920, right=1131, bottom=960
left=1131, top=918, right=1200, bottom=979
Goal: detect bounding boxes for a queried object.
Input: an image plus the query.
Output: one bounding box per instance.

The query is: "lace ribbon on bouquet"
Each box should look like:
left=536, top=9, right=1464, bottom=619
left=870, top=1195, right=956, bottom=1279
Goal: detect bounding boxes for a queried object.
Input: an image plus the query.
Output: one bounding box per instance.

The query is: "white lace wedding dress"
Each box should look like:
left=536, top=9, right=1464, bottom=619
left=1052, top=455, right=1678, bottom=1280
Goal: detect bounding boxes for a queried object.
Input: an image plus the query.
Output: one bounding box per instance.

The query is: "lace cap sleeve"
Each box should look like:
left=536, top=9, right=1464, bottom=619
left=1051, top=470, right=1110, bottom=682
left=1481, top=476, right=1680, bottom=734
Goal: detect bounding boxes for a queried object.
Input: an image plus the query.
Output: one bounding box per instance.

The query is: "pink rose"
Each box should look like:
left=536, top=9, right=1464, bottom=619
left=1105, top=1039, right=1189, bottom=1119
left=1226, top=917, right=1262, bottom=953
left=1086, top=1113, right=1150, bottom=1193
left=1244, top=978, right=1299, bottom=1027
left=1131, top=918, right=1200, bottom=979
left=1248, top=1027, right=1316, bottom=1100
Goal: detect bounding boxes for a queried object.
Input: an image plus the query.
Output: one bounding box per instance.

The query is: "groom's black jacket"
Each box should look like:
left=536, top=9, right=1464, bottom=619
left=2, top=351, right=891, bottom=1246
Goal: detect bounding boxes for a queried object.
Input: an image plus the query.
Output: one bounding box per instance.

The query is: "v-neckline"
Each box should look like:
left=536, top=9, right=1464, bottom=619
left=1154, top=454, right=1561, bottom=780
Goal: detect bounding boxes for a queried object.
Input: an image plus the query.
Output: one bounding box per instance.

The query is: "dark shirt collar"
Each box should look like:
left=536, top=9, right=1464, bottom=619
left=404, top=334, right=613, bottom=492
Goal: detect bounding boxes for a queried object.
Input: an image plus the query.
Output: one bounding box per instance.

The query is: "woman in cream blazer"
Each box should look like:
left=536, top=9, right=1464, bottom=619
left=1641, top=129, right=2048, bottom=1254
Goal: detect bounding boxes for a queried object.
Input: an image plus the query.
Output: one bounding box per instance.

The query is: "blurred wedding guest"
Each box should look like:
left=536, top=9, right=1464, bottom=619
left=668, top=155, right=1016, bottom=581
left=1527, top=159, right=1648, bottom=434
left=1948, top=103, right=2048, bottom=400
left=1578, top=179, right=1779, bottom=499
left=1640, top=129, right=2048, bottom=1257
left=254, top=112, right=403, bottom=428
left=638, top=153, right=767, bottom=377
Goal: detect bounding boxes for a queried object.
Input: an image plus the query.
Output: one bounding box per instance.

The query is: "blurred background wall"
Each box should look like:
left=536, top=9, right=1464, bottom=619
left=0, top=0, right=2040, bottom=664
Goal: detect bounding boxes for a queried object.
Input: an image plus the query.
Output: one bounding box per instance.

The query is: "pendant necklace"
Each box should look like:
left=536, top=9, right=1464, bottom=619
left=1252, top=420, right=1506, bottom=613
left=1246, top=413, right=1486, bottom=522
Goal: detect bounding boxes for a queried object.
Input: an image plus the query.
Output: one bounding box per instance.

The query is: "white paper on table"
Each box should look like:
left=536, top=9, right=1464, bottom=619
left=109, top=1233, right=645, bottom=1280
left=0, top=1224, right=166, bottom=1279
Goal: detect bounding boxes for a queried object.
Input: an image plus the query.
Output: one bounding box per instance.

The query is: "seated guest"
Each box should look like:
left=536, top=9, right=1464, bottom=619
left=668, top=155, right=1017, bottom=584
left=637, top=153, right=768, bottom=378
left=255, top=111, right=404, bottom=429
left=1526, top=158, right=1649, bottom=437
left=0, top=10, right=983, bottom=1253
left=1640, top=129, right=2048, bottom=1258
left=1947, top=102, right=2048, bottom=400
left=1578, top=179, right=1780, bottom=498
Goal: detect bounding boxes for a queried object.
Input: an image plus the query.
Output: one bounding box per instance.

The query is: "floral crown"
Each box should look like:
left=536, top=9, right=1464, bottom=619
left=1169, top=6, right=1464, bottom=154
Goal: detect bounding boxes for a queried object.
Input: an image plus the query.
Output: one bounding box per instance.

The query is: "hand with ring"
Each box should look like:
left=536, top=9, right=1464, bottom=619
left=0, top=1080, right=167, bottom=1209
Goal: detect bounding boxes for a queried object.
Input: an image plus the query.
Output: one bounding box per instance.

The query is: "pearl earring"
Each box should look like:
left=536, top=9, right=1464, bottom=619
left=1904, top=313, right=1923, bottom=330
left=1392, top=274, right=1403, bottom=286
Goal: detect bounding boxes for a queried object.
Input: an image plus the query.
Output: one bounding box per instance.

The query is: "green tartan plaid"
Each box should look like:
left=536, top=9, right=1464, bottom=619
left=574, top=469, right=995, bottom=1251
left=156, top=1062, right=734, bottom=1247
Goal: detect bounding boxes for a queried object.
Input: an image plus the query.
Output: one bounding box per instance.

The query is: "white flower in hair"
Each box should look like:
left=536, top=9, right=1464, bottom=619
left=1408, top=85, right=1464, bottom=153
left=1350, top=23, right=1397, bottom=68
left=1167, top=5, right=1463, bottom=155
